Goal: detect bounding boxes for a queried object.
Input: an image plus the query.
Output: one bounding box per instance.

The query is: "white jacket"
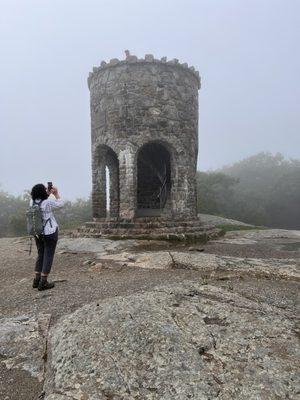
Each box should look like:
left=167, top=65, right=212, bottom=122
left=30, top=197, right=64, bottom=235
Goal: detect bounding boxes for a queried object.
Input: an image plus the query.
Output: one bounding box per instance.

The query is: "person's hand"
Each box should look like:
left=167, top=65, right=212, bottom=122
left=51, top=186, right=60, bottom=198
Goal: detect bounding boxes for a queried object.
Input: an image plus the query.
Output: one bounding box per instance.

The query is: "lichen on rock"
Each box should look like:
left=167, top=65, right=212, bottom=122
left=44, top=283, right=300, bottom=399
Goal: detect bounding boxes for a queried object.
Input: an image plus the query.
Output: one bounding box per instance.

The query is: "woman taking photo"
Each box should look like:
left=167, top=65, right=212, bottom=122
left=30, top=183, right=64, bottom=291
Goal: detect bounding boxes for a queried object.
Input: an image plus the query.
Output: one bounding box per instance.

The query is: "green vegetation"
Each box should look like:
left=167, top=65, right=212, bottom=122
left=280, top=242, right=300, bottom=251
left=216, top=225, right=266, bottom=233
left=197, top=152, right=300, bottom=230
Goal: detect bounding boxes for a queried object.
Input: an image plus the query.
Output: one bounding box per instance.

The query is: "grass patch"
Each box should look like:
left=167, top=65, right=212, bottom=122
left=216, top=224, right=266, bottom=232
left=279, top=242, right=300, bottom=251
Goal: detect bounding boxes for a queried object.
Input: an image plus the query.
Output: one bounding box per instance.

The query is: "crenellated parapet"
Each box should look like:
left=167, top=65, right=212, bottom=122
left=87, top=50, right=200, bottom=89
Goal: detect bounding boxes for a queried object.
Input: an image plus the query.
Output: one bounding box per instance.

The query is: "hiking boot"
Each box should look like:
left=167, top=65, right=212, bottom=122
left=33, top=277, right=40, bottom=288
left=38, top=281, right=55, bottom=291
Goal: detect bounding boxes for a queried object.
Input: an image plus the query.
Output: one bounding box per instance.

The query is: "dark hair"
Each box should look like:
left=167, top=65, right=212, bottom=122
left=31, top=184, right=48, bottom=201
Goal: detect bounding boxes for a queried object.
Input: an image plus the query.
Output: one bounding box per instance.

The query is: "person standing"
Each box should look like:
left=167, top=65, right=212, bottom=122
left=30, top=184, right=64, bottom=290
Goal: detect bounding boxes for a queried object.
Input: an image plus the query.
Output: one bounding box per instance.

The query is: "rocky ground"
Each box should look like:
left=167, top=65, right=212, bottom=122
left=0, top=224, right=299, bottom=399
left=198, top=214, right=254, bottom=228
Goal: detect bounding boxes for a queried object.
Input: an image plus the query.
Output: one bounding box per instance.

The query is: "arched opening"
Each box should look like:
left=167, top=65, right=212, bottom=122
left=137, top=142, right=171, bottom=217
left=105, top=166, right=110, bottom=214
left=93, top=145, right=119, bottom=219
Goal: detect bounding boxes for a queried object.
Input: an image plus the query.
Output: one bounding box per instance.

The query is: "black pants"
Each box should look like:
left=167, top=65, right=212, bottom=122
left=34, top=229, right=58, bottom=275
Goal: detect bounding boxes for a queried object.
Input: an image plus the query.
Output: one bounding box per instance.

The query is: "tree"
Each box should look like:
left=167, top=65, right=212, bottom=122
left=197, top=153, right=300, bottom=229
left=219, top=153, right=300, bottom=228
left=197, top=172, right=238, bottom=216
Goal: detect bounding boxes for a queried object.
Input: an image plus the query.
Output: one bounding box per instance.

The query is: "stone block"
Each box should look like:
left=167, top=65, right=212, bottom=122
left=145, top=54, right=154, bottom=62
left=127, top=55, right=138, bottom=63
left=109, top=58, right=119, bottom=66
left=167, top=59, right=179, bottom=64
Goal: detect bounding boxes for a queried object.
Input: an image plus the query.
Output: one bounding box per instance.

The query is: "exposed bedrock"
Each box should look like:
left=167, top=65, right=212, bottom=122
left=44, top=283, right=300, bottom=400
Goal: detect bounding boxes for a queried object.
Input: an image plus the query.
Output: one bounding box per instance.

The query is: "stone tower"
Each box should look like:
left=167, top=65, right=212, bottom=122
left=88, top=51, right=200, bottom=226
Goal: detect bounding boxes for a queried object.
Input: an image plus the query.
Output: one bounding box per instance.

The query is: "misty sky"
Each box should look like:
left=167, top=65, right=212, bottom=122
left=0, top=0, right=299, bottom=200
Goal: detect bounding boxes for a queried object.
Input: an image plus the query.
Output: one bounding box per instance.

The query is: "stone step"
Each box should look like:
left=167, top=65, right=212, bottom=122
left=91, top=217, right=203, bottom=223
left=85, top=219, right=206, bottom=230
left=78, top=226, right=209, bottom=235
left=73, top=231, right=211, bottom=242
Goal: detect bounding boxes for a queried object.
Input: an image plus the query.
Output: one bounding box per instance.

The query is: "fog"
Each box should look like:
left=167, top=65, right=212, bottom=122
left=0, top=0, right=299, bottom=199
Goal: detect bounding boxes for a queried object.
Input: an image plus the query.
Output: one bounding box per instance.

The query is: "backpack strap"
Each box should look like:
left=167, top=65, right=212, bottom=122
left=35, top=199, right=53, bottom=230
left=29, top=237, right=33, bottom=256
left=33, top=199, right=43, bottom=207
left=44, top=218, right=52, bottom=229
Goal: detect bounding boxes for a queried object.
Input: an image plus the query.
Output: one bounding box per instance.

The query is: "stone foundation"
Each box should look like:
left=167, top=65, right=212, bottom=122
left=75, top=217, right=222, bottom=242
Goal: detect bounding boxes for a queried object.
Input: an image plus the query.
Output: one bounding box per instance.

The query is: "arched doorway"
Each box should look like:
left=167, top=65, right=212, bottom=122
left=136, top=142, right=171, bottom=217
left=93, top=145, right=119, bottom=219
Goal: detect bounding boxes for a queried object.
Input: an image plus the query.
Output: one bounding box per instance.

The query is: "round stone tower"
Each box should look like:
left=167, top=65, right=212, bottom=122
left=88, top=51, right=200, bottom=226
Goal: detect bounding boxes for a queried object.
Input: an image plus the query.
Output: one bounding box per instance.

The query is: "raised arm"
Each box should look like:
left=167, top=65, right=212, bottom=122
left=48, top=187, right=64, bottom=208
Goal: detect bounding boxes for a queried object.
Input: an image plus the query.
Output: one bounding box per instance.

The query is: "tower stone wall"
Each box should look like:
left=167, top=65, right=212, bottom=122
left=88, top=52, right=201, bottom=221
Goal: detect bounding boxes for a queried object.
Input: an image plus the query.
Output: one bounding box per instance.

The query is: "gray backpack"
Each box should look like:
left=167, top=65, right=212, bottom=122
left=26, top=201, right=45, bottom=237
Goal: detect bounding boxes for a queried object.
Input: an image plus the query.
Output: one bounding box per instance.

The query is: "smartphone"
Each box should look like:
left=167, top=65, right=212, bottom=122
left=47, top=182, right=53, bottom=192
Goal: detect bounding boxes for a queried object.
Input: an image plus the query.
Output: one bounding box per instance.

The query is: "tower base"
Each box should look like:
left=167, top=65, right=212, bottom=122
left=74, top=217, right=223, bottom=242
